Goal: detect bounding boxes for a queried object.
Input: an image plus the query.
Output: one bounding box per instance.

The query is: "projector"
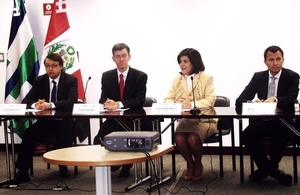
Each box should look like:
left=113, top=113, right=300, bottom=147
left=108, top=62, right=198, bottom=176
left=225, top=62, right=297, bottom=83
left=104, top=131, right=160, bottom=151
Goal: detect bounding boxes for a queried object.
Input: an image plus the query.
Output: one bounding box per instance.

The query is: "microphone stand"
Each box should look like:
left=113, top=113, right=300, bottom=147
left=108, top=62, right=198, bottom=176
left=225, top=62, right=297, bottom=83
left=190, top=76, right=200, bottom=115
left=83, top=76, right=91, bottom=103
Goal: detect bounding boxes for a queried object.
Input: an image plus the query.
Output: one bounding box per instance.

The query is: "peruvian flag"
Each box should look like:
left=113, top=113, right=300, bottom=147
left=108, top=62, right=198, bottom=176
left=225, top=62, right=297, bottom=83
left=41, top=0, right=84, bottom=101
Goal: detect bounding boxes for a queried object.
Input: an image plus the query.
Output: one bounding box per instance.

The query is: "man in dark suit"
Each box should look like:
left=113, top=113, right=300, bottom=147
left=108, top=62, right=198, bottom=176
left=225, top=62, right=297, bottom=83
left=10, top=53, right=78, bottom=185
left=235, top=45, right=299, bottom=186
left=93, top=43, right=148, bottom=177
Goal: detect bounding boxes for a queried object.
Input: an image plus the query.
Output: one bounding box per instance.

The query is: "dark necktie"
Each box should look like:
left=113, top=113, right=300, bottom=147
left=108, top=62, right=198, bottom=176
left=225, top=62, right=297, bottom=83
left=51, top=80, right=57, bottom=102
left=119, top=74, right=124, bottom=100
left=267, top=76, right=276, bottom=98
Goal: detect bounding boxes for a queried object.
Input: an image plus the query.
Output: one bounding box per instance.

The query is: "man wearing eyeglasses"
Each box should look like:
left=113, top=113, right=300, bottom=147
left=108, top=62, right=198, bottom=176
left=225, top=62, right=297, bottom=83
left=10, top=53, right=78, bottom=185
left=93, top=43, right=148, bottom=177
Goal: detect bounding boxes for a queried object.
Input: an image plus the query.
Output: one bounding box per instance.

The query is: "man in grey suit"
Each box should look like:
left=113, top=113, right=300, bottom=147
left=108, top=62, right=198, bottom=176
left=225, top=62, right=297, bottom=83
left=93, top=43, right=148, bottom=177
left=235, top=45, right=299, bottom=186
left=10, top=53, right=78, bottom=185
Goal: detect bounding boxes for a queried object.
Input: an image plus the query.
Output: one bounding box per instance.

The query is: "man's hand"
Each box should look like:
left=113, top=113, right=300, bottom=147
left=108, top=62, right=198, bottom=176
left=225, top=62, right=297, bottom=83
left=264, top=96, right=276, bottom=103
left=35, top=99, right=52, bottom=110
left=104, top=98, right=119, bottom=110
left=253, top=96, right=276, bottom=103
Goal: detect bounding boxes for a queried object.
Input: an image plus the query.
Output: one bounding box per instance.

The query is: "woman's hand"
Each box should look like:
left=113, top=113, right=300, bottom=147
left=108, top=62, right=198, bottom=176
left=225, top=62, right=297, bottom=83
left=175, top=98, right=191, bottom=109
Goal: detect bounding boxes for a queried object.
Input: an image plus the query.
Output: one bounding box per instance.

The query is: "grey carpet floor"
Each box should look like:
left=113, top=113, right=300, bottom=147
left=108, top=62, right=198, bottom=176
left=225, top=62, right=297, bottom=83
left=0, top=151, right=299, bottom=195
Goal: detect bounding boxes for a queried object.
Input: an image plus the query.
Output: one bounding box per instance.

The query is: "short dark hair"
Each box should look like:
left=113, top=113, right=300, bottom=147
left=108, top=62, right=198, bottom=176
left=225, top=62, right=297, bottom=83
left=264, top=45, right=284, bottom=60
left=112, top=43, right=130, bottom=55
left=44, top=53, right=64, bottom=66
left=177, top=48, right=205, bottom=74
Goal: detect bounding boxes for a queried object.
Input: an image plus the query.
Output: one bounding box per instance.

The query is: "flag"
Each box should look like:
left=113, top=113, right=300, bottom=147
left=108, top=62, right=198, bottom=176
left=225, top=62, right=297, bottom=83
left=5, top=0, right=40, bottom=138
left=41, top=0, right=84, bottom=101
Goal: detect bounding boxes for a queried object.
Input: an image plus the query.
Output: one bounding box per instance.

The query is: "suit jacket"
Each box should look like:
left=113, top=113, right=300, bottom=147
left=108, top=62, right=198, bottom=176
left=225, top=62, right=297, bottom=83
left=23, top=72, right=78, bottom=110
left=164, top=71, right=216, bottom=108
left=235, top=68, right=299, bottom=111
left=99, top=67, right=147, bottom=108
left=164, top=72, right=217, bottom=124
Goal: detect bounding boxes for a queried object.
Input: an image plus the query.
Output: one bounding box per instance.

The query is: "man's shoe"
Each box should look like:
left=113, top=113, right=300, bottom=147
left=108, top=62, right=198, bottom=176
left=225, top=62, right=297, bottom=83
left=119, top=164, right=132, bottom=178
left=93, top=135, right=101, bottom=145
left=269, top=168, right=292, bottom=186
left=249, top=170, right=268, bottom=181
left=9, top=171, right=30, bottom=185
left=111, top=166, right=121, bottom=172
left=59, top=166, right=70, bottom=178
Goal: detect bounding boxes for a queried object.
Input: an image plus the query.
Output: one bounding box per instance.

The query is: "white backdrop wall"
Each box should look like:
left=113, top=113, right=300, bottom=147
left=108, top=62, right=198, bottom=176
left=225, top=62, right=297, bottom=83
left=0, top=0, right=300, bottom=146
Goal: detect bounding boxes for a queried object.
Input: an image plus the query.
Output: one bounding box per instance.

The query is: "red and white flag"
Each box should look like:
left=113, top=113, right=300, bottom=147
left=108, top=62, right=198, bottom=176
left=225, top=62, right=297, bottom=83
left=41, top=0, right=84, bottom=101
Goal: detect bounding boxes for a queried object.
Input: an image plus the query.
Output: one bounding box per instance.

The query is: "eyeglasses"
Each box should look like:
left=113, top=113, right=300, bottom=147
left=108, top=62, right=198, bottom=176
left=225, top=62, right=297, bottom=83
left=114, top=54, right=128, bottom=59
left=45, top=64, right=59, bottom=69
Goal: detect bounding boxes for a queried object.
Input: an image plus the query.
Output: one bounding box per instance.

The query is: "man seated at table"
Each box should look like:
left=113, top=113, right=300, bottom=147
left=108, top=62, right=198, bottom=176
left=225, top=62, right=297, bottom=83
left=235, top=45, right=299, bottom=186
left=93, top=43, right=148, bottom=177
left=10, top=53, right=78, bottom=185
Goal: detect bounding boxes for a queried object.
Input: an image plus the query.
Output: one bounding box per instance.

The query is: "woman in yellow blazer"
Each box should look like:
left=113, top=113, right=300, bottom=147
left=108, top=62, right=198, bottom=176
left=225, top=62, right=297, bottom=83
left=164, top=48, right=218, bottom=181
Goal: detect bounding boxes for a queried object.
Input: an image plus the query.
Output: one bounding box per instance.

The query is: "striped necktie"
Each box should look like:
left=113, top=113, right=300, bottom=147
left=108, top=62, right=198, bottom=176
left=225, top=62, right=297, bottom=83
left=267, top=76, right=276, bottom=98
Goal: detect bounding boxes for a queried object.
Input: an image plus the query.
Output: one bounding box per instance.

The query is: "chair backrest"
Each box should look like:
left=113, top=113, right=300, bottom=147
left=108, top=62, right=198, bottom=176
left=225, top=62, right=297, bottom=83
left=143, top=97, right=157, bottom=107
left=214, top=96, right=232, bottom=136
left=214, top=96, right=230, bottom=107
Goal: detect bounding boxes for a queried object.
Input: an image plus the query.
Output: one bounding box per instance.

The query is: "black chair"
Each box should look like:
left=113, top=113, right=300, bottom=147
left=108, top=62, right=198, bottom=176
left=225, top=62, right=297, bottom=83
left=143, top=97, right=157, bottom=107
left=204, top=95, right=236, bottom=178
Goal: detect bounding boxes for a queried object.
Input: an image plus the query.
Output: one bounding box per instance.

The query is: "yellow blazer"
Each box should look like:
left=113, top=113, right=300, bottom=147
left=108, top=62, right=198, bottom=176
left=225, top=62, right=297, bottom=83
left=164, top=72, right=216, bottom=107
left=164, top=71, right=218, bottom=124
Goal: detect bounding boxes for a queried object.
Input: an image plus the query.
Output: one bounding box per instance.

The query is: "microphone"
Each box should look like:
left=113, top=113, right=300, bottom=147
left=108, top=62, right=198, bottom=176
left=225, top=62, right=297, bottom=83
left=83, top=76, right=92, bottom=103
left=190, top=76, right=201, bottom=115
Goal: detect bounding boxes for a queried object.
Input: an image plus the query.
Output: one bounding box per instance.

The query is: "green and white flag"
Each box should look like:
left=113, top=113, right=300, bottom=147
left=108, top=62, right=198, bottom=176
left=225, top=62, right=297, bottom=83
left=5, top=0, right=40, bottom=138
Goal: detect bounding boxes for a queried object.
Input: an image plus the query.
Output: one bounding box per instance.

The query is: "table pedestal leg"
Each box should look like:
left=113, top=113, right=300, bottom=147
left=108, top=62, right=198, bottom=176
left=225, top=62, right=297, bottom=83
left=125, top=163, right=151, bottom=191
left=0, top=120, right=12, bottom=187
left=146, top=157, right=171, bottom=192
left=95, top=166, right=111, bottom=195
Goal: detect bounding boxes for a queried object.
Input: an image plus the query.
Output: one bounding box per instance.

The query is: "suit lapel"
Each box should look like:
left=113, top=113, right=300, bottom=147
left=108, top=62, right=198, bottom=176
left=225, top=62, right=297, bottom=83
left=180, top=76, right=189, bottom=96
left=277, top=68, right=287, bottom=96
left=124, top=68, right=134, bottom=95
left=57, top=73, right=66, bottom=101
left=193, top=74, right=201, bottom=91
left=259, top=71, right=269, bottom=99
left=42, top=75, right=51, bottom=102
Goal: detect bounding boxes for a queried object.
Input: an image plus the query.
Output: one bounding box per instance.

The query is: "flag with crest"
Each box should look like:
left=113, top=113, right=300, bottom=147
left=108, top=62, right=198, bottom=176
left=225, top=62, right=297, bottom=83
left=5, top=0, right=40, bottom=138
left=41, top=0, right=84, bottom=101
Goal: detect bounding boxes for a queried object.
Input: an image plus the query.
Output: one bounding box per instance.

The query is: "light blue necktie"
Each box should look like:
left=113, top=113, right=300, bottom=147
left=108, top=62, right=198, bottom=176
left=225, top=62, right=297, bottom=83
left=267, top=76, right=276, bottom=98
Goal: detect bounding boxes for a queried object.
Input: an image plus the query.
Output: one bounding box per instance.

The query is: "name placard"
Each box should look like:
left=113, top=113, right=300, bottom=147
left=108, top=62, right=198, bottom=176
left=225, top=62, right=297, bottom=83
left=72, top=104, right=101, bottom=115
left=151, top=103, right=182, bottom=114
left=0, top=104, right=26, bottom=115
left=242, top=102, right=276, bottom=114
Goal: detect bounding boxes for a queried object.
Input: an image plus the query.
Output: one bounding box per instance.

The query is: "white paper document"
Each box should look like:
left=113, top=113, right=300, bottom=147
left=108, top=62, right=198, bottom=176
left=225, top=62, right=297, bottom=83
left=100, top=108, right=129, bottom=112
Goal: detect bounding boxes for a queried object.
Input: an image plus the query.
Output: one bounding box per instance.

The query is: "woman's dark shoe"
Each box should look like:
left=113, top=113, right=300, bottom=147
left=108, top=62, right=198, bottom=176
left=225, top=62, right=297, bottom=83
left=184, top=168, right=193, bottom=181
left=183, top=174, right=193, bottom=181
left=192, top=163, right=203, bottom=181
